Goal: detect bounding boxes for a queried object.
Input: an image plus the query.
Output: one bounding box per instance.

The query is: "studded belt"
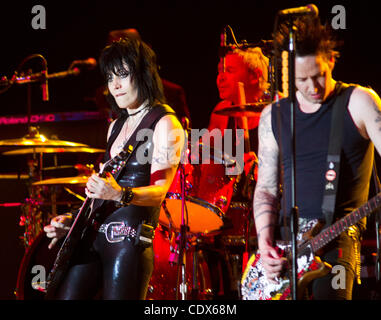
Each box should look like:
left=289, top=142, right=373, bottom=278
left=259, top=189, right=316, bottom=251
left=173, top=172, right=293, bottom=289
left=98, top=221, right=154, bottom=246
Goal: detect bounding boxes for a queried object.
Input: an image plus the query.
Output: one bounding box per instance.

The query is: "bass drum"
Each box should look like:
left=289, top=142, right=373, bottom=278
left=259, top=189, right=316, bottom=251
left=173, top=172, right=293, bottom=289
left=146, top=226, right=212, bottom=300
left=15, top=232, right=60, bottom=300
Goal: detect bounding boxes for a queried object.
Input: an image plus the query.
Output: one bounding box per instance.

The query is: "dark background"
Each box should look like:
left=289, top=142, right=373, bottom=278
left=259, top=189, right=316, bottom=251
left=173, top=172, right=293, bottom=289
left=0, top=0, right=380, bottom=299
left=0, top=0, right=379, bottom=129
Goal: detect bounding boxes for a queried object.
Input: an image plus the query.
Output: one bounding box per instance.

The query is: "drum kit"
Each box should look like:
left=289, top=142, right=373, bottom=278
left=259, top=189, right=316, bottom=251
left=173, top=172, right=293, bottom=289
left=2, top=100, right=264, bottom=300
left=0, top=127, right=101, bottom=299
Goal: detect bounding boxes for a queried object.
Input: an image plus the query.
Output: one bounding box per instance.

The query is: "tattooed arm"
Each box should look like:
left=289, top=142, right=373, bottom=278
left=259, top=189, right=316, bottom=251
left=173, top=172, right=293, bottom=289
left=348, top=86, right=381, bottom=154
left=131, top=114, right=185, bottom=206
left=253, top=104, right=287, bottom=282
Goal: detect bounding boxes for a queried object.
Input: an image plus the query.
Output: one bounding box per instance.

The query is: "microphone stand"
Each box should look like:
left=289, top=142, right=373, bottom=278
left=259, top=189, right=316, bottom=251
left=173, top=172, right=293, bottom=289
left=287, top=21, right=299, bottom=301
left=273, top=13, right=298, bottom=299
left=176, top=125, right=190, bottom=300
left=372, top=160, right=381, bottom=286
left=177, top=163, right=188, bottom=300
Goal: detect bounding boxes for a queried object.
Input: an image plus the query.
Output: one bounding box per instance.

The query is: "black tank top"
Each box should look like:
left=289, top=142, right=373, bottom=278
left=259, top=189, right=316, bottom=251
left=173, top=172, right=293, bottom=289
left=98, top=104, right=176, bottom=226
left=271, top=82, right=373, bottom=221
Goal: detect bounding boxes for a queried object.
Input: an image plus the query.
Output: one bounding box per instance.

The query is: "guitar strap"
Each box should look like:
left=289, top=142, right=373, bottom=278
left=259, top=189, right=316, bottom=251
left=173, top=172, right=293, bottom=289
left=105, top=103, right=177, bottom=182
left=321, top=82, right=356, bottom=226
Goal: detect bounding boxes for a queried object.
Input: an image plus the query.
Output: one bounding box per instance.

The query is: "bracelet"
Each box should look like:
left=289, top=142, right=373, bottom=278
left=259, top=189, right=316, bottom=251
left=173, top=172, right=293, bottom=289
left=116, top=186, right=134, bottom=207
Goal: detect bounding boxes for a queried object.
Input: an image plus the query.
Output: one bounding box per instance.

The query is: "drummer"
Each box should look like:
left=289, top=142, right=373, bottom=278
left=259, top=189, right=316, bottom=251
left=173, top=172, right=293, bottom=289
left=208, top=46, right=269, bottom=192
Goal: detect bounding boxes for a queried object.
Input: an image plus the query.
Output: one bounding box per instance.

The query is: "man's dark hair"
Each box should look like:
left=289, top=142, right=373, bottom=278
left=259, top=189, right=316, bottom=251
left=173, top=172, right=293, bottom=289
left=99, top=37, right=166, bottom=117
left=275, top=16, right=339, bottom=60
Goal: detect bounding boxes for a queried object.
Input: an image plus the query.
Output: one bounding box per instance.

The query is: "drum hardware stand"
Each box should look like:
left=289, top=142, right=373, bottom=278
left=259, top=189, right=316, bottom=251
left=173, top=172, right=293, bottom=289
left=162, top=200, right=176, bottom=237
left=191, top=242, right=199, bottom=299
left=63, top=187, right=86, bottom=202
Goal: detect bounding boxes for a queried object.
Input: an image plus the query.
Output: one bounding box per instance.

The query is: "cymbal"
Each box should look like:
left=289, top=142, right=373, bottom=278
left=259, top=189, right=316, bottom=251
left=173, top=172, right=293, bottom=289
left=32, top=176, right=89, bottom=186
left=0, top=174, right=29, bottom=180
left=0, top=135, right=89, bottom=147
left=3, top=147, right=105, bottom=155
left=213, top=102, right=269, bottom=117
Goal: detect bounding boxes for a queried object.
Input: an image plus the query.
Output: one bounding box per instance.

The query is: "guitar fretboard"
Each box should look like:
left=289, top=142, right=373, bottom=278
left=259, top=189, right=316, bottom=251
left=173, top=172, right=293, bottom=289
left=305, top=192, right=381, bottom=253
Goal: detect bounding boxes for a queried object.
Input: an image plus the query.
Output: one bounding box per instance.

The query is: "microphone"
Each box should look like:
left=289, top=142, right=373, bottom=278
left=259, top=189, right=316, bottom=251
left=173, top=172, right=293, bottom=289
left=220, top=27, right=227, bottom=49
left=278, top=4, right=318, bottom=17
left=218, top=27, right=228, bottom=59
left=219, top=26, right=232, bottom=72
left=41, top=68, right=49, bottom=101
left=69, top=57, right=97, bottom=70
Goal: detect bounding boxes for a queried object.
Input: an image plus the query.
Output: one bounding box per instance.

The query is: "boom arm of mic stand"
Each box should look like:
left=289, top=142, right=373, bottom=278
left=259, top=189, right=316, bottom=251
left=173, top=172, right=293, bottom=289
left=13, top=68, right=80, bottom=84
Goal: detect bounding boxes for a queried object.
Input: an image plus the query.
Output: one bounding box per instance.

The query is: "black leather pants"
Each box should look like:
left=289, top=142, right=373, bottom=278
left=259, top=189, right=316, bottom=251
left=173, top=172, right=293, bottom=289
left=55, top=208, right=154, bottom=300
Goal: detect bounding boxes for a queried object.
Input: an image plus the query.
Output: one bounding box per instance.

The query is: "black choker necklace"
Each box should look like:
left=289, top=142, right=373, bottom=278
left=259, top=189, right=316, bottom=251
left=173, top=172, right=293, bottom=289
left=128, top=105, right=149, bottom=117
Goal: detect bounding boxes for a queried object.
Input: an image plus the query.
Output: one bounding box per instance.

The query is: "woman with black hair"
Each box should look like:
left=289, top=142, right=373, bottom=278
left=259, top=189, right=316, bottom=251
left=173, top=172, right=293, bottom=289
left=44, top=38, right=184, bottom=299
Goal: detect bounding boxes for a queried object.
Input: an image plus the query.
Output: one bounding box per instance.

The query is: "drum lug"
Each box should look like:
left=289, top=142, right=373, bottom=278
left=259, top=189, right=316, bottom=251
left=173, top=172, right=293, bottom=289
left=216, top=196, right=228, bottom=208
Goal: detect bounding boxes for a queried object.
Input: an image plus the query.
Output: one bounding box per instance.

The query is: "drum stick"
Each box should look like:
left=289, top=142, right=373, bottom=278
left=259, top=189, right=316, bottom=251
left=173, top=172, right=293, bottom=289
left=238, top=82, right=250, bottom=152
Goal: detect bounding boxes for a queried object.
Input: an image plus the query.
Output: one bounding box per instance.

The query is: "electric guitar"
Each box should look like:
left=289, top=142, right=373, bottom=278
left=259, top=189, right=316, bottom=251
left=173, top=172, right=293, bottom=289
left=241, top=192, right=381, bottom=300
left=45, top=144, right=133, bottom=299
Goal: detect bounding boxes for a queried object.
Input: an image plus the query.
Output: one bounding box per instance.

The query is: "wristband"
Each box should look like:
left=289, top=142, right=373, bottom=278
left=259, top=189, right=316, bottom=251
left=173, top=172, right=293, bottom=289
left=116, top=186, right=134, bottom=207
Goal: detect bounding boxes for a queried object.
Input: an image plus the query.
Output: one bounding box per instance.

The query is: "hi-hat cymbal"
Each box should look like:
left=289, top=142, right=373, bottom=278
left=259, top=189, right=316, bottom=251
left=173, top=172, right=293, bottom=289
left=3, top=147, right=105, bottom=155
left=213, top=102, right=269, bottom=117
left=32, top=176, right=89, bottom=186
left=0, top=135, right=88, bottom=147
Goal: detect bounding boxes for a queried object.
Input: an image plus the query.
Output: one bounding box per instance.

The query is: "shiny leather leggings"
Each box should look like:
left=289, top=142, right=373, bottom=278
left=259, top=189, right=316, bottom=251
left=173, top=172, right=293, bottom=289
left=55, top=212, right=154, bottom=300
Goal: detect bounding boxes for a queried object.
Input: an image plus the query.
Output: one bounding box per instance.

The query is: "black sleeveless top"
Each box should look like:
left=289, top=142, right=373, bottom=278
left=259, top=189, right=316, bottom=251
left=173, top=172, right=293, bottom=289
left=97, top=104, right=177, bottom=226
left=271, top=83, right=373, bottom=222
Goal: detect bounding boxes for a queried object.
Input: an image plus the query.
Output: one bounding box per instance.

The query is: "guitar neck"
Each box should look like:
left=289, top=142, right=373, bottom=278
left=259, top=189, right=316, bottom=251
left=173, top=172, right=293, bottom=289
left=307, top=192, right=381, bottom=253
